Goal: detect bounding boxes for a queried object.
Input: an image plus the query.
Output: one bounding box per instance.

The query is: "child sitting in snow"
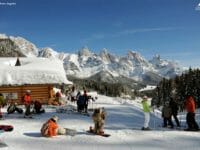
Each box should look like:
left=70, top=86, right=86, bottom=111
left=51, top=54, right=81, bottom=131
left=91, top=108, right=106, bottom=135
left=41, top=116, right=76, bottom=137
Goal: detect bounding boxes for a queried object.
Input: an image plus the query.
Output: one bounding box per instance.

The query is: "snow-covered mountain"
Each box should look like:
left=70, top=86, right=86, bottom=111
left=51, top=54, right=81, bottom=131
left=0, top=34, right=38, bottom=57
left=39, top=47, right=183, bottom=85
left=0, top=34, right=183, bottom=84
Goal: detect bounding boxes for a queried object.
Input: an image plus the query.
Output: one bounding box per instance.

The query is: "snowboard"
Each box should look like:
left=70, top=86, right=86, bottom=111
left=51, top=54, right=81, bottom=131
left=0, top=125, right=14, bottom=132
left=64, top=128, right=77, bottom=136
left=87, top=127, right=110, bottom=137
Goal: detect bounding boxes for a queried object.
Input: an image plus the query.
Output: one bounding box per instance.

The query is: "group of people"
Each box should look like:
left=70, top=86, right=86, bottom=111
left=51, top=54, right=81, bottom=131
left=141, top=95, right=199, bottom=131
left=0, top=90, right=45, bottom=119
left=68, top=86, right=92, bottom=114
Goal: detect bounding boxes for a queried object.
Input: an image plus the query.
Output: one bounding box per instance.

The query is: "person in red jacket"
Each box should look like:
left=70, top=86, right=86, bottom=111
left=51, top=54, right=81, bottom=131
left=185, top=95, right=199, bottom=131
left=41, top=116, right=76, bottom=137
left=47, top=116, right=59, bottom=137
left=23, top=90, right=32, bottom=118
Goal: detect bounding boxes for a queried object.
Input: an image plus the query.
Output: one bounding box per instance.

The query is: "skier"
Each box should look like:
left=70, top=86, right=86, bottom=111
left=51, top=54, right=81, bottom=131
left=162, top=101, right=174, bottom=128
left=23, top=90, right=32, bottom=118
left=169, top=97, right=180, bottom=127
left=141, top=96, right=151, bottom=130
left=185, top=95, right=199, bottom=131
left=91, top=108, right=106, bottom=135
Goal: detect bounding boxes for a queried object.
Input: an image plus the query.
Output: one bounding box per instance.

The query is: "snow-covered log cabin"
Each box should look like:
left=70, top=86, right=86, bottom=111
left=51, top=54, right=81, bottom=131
left=0, top=57, right=72, bottom=104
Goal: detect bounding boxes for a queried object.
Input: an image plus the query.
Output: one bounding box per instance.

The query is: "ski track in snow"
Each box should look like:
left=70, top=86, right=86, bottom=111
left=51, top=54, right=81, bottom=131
left=1, top=95, right=200, bottom=150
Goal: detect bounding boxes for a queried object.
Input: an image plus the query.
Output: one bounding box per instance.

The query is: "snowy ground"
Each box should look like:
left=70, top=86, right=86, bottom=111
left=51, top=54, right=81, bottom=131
left=1, top=95, right=200, bottom=150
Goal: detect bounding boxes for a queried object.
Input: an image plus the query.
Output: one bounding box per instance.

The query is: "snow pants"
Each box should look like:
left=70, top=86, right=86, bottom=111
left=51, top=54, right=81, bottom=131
left=144, top=112, right=150, bottom=128
left=186, top=112, right=199, bottom=130
left=24, top=104, right=31, bottom=116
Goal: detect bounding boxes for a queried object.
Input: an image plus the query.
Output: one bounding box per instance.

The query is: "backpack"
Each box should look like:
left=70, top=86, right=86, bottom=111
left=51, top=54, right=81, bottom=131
left=40, top=121, right=49, bottom=137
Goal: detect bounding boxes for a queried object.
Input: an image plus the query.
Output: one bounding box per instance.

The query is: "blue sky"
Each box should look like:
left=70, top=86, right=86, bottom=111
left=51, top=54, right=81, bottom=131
left=0, top=0, right=200, bottom=68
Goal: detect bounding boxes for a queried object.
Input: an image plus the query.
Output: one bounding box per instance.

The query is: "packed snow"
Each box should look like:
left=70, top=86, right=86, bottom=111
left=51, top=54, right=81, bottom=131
left=0, top=58, right=72, bottom=85
left=1, top=95, right=200, bottom=150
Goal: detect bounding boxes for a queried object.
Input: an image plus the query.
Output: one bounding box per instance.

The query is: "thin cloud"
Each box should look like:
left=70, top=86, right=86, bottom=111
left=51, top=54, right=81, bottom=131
left=113, top=27, right=181, bottom=37
left=82, top=27, right=181, bottom=44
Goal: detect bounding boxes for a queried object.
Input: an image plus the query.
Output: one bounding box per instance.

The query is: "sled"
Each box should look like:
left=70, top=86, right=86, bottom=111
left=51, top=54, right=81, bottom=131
left=0, top=125, right=14, bottom=132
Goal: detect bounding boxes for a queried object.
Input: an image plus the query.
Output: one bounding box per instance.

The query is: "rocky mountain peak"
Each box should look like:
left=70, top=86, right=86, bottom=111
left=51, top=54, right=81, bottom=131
left=78, top=46, right=92, bottom=57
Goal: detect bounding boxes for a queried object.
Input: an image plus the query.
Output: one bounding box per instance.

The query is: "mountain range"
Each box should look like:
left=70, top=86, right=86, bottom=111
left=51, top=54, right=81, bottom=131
left=0, top=33, right=183, bottom=86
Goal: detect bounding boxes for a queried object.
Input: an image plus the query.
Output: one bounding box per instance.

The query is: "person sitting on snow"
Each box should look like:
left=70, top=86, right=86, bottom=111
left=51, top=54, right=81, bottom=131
left=33, top=100, right=45, bottom=114
left=7, top=101, right=23, bottom=114
left=41, top=116, right=76, bottom=137
left=91, top=108, right=106, bottom=135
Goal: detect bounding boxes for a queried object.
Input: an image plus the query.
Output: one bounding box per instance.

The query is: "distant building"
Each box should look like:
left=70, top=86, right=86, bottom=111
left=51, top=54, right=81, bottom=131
left=0, top=57, right=72, bottom=104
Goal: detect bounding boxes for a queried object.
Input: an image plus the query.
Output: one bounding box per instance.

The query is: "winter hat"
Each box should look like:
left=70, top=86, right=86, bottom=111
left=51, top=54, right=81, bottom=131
left=26, top=90, right=31, bottom=93
left=51, top=115, right=58, bottom=122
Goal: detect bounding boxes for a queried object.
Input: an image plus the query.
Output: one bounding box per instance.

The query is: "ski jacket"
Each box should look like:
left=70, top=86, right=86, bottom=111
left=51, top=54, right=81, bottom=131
left=47, top=119, right=58, bottom=137
left=141, top=100, right=151, bottom=113
left=23, top=94, right=31, bottom=106
left=185, top=96, right=196, bottom=113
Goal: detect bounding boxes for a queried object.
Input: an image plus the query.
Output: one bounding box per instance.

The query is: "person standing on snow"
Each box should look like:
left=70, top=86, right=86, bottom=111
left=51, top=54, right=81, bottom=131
left=185, top=95, right=199, bottom=131
left=141, top=96, right=151, bottom=130
left=83, top=90, right=89, bottom=113
left=70, top=86, right=77, bottom=102
left=162, top=101, right=174, bottom=128
left=169, top=97, right=180, bottom=127
left=23, top=90, right=32, bottom=118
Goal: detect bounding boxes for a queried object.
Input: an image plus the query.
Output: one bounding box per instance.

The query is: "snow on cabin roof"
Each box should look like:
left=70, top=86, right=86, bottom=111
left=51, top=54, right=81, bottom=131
left=0, top=57, right=72, bottom=85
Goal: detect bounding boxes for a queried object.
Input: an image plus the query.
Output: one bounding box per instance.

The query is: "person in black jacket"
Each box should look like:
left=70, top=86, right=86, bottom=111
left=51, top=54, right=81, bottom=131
left=83, top=90, right=89, bottom=113
left=162, top=101, right=174, bottom=128
left=169, top=97, right=180, bottom=127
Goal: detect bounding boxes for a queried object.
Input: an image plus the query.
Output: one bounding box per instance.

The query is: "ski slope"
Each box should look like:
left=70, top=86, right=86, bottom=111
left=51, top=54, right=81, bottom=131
left=1, top=95, right=200, bottom=150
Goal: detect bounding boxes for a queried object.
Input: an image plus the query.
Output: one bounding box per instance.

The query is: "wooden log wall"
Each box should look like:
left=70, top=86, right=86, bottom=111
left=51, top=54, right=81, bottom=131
left=0, top=84, right=53, bottom=104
